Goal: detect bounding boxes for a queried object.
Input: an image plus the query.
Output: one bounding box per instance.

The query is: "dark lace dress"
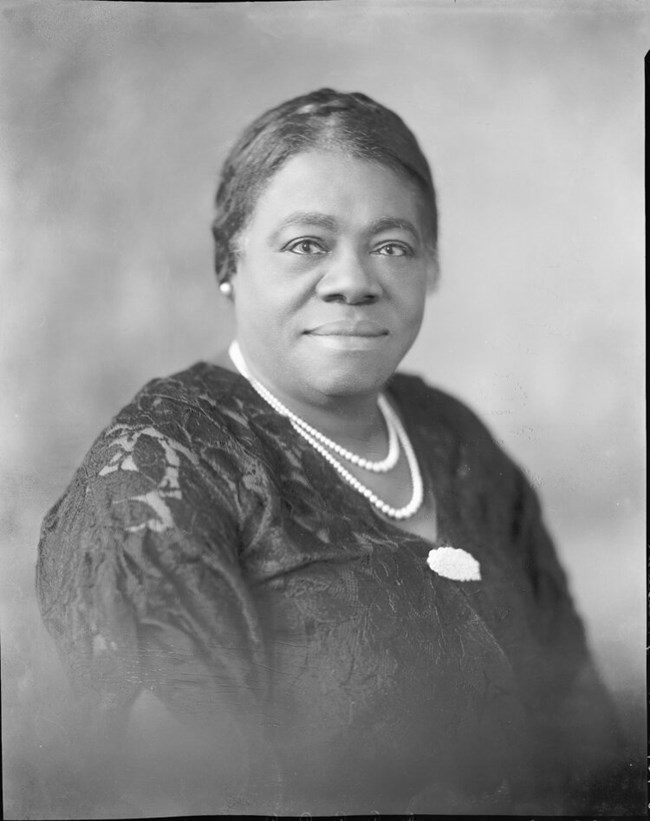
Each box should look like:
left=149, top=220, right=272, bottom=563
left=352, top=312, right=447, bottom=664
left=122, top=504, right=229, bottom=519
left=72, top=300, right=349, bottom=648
left=36, top=364, right=621, bottom=815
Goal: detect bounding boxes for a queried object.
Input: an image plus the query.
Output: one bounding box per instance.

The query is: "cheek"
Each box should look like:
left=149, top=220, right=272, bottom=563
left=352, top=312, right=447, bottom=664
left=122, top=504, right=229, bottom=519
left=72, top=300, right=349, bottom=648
left=404, top=302, right=426, bottom=342
left=232, top=249, right=274, bottom=313
left=392, top=274, right=428, bottom=321
left=233, top=271, right=301, bottom=334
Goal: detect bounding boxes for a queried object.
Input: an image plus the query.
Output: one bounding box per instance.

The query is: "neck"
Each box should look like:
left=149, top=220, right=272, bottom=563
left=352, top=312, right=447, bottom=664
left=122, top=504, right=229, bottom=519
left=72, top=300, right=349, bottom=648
left=225, top=341, right=389, bottom=456
left=293, top=392, right=385, bottom=448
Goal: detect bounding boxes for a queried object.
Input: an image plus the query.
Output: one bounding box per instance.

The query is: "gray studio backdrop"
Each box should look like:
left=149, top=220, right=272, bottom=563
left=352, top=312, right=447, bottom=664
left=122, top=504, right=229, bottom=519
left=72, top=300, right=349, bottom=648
left=1, top=1, right=646, bottom=817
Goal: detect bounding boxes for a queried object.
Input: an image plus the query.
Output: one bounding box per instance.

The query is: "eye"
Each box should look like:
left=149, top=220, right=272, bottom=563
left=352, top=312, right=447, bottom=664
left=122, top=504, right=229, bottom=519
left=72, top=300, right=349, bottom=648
left=283, top=238, right=327, bottom=255
left=373, top=242, right=413, bottom=258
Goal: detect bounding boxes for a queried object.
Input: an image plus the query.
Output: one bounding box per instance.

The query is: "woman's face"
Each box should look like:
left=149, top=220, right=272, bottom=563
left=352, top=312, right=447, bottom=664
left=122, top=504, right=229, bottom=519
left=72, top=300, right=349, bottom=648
left=230, top=149, right=432, bottom=406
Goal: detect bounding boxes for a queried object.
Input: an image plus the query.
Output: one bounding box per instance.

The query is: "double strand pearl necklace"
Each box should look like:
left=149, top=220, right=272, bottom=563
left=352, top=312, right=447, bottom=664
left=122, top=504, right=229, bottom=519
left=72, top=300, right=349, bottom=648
left=228, top=341, right=424, bottom=520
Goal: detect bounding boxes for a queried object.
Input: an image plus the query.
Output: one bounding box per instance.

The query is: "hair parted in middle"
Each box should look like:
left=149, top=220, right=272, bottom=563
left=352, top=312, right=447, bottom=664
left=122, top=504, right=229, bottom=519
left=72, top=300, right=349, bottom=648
left=211, top=88, right=439, bottom=289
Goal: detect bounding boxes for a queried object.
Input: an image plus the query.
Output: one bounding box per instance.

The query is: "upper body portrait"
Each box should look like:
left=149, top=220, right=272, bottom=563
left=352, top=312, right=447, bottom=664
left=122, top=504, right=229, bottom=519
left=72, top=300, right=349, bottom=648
left=36, top=88, right=623, bottom=816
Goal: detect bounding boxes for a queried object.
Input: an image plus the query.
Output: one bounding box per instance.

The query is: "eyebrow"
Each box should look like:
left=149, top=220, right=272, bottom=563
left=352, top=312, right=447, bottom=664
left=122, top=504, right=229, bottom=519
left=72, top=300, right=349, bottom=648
left=272, top=212, right=339, bottom=236
left=368, top=217, right=420, bottom=241
left=271, top=212, right=420, bottom=241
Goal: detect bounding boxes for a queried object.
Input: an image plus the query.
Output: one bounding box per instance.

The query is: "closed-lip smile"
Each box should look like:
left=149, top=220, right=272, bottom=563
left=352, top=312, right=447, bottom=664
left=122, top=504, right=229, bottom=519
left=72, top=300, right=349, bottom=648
left=306, top=320, right=389, bottom=337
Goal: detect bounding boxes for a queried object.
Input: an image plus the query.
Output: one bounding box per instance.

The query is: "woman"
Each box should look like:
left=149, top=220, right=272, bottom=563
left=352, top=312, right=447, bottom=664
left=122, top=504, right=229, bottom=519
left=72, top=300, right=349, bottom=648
left=37, top=88, right=622, bottom=816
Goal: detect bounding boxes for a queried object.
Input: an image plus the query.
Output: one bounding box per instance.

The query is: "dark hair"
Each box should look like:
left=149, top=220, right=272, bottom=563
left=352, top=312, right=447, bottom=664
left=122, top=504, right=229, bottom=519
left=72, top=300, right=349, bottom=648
left=211, top=88, right=438, bottom=285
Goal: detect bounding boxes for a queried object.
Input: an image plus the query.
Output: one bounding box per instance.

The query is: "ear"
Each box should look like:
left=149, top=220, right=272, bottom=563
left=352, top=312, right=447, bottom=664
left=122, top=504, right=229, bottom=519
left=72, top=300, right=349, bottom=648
left=219, top=280, right=234, bottom=299
left=227, top=266, right=239, bottom=301
left=226, top=231, right=248, bottom=300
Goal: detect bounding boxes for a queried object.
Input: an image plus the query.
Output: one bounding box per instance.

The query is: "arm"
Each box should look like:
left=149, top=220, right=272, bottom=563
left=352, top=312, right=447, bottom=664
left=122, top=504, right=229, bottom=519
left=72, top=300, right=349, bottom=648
left=510, top=467, right=625, bottom=814
left=36, top=416, right=278, bottom=815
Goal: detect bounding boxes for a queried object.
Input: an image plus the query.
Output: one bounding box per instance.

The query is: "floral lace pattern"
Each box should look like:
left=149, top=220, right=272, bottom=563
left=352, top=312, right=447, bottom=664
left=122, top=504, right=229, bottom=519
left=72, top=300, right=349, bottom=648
left=36, top=364, right=620, bottom=814
left=98, top=423, right=200, bottom=533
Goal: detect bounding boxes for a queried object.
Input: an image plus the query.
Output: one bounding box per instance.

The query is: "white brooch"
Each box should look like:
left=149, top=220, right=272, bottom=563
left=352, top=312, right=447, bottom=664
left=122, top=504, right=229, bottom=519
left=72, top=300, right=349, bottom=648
left=426, top=546, right=481, bottom=582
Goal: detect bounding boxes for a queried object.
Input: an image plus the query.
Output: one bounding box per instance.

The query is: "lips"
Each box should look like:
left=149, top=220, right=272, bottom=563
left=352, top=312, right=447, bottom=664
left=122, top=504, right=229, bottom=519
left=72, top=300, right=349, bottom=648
left=306, top=319, right=389, bottom=337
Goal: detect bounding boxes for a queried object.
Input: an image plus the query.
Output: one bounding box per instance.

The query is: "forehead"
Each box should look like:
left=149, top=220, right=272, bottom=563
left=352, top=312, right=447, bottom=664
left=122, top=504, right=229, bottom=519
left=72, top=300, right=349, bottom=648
left=247, top=150, right=426, bottom=229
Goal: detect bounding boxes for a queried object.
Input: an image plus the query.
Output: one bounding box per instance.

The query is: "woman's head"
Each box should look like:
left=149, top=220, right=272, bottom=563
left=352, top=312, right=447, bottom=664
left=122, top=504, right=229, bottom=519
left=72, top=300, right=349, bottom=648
left=212, top=88, right=438, bottom=288
left=212, top=89, right=439, bottom=407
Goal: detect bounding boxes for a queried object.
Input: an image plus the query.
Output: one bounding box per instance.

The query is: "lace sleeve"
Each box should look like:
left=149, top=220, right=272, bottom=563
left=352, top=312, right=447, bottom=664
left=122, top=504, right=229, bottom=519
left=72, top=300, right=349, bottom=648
left=36, top=411, right=275, bottom=810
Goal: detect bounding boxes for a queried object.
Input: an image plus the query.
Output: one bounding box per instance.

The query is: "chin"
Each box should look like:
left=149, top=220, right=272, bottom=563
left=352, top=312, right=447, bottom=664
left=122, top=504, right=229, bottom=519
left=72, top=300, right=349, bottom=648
left=306, top=359, right=397, bottom=399
left=290, top=335, right=412, bottom=399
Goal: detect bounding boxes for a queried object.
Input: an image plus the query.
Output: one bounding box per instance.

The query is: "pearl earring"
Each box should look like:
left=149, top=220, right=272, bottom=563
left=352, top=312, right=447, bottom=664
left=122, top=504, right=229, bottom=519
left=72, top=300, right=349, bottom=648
left=219, top=281, right=233, bottom=297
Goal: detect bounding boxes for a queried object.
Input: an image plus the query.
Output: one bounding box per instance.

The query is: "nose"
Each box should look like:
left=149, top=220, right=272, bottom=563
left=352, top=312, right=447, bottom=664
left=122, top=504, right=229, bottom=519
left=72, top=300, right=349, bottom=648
left=315, top=249, right=382, bottom=305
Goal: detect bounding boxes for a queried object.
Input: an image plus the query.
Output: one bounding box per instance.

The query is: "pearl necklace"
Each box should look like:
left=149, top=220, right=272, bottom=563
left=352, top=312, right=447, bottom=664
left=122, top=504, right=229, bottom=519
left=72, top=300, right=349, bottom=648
left=229, top=341, right=398, bottom=472
left=230, top=342, right=398, bottom=473
left=228, top=341, right=424, bottom=520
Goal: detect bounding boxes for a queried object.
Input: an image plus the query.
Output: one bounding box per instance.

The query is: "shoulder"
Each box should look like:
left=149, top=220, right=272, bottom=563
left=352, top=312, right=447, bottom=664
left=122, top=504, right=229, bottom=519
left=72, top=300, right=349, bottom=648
left=390, top=370, right=529, bottom=514
left=82, top=362, right=259, bottom=473
left=390, top=371, right=507, bottom=457
left=106, top=361, right=246, bottom=433
left=40, top=363, right=253, bottom=553
left=37, top=364, right=249, bottom=624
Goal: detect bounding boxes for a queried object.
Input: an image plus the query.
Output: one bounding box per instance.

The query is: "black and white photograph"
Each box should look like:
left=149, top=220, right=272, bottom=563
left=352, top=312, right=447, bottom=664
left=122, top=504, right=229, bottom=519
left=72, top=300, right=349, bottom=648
left=1, top=1, right=646, bottom=817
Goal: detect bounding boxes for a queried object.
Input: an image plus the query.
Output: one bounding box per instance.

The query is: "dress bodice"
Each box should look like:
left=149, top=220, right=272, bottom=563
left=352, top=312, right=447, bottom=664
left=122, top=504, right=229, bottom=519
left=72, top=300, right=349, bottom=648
left=36, top=363, right=621, bottom=814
